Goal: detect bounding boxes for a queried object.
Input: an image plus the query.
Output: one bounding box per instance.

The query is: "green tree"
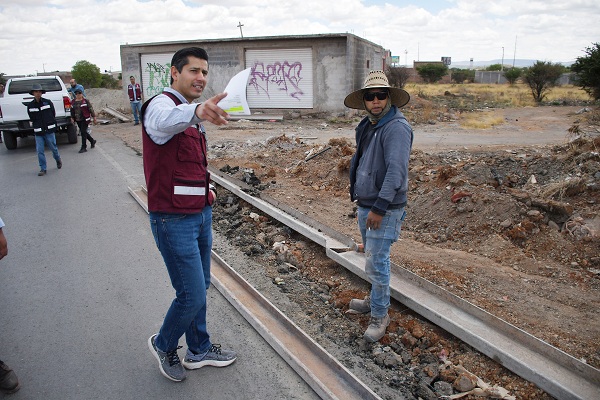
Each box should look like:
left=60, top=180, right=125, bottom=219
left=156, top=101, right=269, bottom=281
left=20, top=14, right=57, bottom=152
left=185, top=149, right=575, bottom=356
left=385, top=66, right=410, bottom=88
left=503, top=68, right=522, bottom=85
left=0, top=72, right=6, bottom=85
left=485, top=63, right=503, bottom=71
left=523, top=61, right=563, bottom=103
left=71, top=60, right=102, bottom=88
left=416, top=63, right=448, bottom=83
left=571, top=42, right=600, bottom=101
left=450, top=68, right=475, bottom=83
left=100, top=73, right=120, bottom=89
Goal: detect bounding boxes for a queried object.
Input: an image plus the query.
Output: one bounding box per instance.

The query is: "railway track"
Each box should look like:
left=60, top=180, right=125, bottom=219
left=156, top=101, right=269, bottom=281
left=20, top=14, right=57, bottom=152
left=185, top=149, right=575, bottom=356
left=129, top=168, right=600, bottom=400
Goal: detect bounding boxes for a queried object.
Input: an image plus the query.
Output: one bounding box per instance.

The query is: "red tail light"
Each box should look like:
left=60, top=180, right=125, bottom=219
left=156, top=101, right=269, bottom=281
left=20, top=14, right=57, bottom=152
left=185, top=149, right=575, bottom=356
left=63, top=96, right=72, bottom=112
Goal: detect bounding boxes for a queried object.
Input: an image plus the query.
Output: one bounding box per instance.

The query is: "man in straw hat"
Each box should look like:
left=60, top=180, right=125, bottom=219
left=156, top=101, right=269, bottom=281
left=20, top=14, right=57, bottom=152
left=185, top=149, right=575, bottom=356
left=344, top=70, right=413, bottom=342
left=26, top=83, right=62, bottom=176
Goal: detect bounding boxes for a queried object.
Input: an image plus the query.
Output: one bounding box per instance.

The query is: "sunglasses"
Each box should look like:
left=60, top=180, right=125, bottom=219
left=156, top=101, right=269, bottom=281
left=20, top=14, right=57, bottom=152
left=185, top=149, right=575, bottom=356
left=363, top=91, right=389, bottom=101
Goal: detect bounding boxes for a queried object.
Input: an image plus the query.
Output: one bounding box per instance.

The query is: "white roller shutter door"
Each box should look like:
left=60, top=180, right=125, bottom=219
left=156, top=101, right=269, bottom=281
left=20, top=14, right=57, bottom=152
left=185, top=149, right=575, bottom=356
left=245, top=48, right=313, bottom=109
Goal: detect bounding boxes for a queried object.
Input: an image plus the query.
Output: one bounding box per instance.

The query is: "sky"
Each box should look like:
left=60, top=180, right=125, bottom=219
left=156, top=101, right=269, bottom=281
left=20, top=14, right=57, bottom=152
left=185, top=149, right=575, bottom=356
left=0, top=0, right=599, bottom=76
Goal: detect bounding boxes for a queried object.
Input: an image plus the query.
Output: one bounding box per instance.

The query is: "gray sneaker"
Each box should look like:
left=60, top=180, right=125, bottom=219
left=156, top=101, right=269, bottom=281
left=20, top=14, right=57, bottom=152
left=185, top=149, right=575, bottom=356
left=148, top=334, right=186, bottom=382
left=364, top=314, right=390, bottom=342
left=348, top=295, right=371, bottom=314
left=182, top=344, right=237, bottom=370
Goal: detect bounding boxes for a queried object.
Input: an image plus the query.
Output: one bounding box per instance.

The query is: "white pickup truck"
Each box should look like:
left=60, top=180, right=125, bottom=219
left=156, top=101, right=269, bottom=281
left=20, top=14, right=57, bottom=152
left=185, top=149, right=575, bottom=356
left=0, top=76, right=77, bottom=150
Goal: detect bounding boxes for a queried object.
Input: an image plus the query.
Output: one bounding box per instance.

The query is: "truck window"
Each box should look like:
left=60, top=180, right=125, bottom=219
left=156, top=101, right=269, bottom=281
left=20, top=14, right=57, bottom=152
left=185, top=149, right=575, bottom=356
left=8, top=79, right=63, bottom=95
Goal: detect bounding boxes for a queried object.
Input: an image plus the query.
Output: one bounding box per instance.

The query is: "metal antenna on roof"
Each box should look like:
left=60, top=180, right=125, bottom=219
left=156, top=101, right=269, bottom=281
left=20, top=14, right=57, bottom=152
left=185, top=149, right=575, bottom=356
left=237, top=21, right=244, bottom=39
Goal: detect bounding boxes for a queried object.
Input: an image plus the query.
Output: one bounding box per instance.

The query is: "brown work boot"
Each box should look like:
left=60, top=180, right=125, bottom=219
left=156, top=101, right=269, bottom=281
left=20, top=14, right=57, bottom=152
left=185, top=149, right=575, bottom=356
left=363, top=314, right=390, bottom=343
left=347, top=295, right=371, bottom=314
left=0, top=361, right=21, bottom=394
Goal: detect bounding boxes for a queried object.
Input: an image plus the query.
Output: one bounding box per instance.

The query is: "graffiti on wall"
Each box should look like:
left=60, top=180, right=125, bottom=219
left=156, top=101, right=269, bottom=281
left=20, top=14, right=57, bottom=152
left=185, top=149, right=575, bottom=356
left=248, top=60, right=304, bottom=100
left=145, top=62, right=171, bottom=97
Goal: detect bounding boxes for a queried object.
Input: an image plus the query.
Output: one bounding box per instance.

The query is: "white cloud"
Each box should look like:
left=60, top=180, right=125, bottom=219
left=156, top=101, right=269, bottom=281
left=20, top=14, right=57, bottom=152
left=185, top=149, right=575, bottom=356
left=0, top=0, right=598, bottom=75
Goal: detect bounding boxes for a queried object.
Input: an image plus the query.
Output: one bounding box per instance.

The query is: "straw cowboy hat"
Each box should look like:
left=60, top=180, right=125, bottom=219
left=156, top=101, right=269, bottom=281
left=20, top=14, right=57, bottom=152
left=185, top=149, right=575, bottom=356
left=29, top=83, right=46, bottom=95
left=344, top=70, right=410, bottom=110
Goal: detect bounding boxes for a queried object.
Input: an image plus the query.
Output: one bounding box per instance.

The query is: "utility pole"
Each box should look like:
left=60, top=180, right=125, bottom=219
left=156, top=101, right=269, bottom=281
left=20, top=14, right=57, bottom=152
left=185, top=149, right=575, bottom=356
left=404, top=49, right=407, bottom=67
left=501, top=47, right=504, bottom=71
left=512, top=35, right=517, bottom=68
left=237, top=21, right=244, bottom=38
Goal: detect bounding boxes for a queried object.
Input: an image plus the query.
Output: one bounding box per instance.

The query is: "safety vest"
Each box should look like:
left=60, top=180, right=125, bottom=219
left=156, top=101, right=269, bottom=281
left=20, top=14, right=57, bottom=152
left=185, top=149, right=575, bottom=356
left=141, top=92, right=210, bottom=214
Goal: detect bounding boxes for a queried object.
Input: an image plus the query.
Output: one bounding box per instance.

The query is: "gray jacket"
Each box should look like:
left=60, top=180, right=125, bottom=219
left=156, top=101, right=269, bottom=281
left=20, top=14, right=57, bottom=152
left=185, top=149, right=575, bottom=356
left=349, top=106, right=413, bottom=214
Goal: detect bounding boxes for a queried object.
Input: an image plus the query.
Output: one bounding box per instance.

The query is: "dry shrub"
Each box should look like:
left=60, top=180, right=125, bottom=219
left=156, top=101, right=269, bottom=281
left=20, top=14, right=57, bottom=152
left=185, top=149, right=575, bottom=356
left=337, top=158, right=350, bottom=172
left=328, top=137, right=352, bottom=147
left=437, top=166, right=459, bottom=182
left=541, top=178, right=587, bottom=200
left=460, top=110, right=505, bottom=129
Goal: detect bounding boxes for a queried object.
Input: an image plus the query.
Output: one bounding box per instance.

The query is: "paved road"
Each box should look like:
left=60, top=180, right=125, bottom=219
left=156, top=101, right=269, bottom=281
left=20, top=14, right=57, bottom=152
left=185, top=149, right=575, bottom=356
left=0, top=132, right=318, bottom=399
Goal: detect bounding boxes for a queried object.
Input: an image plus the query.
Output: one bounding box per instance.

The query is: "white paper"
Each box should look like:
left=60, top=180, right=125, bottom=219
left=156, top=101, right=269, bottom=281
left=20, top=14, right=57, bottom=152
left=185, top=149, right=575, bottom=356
left=217, top=68, right=251, bottom=115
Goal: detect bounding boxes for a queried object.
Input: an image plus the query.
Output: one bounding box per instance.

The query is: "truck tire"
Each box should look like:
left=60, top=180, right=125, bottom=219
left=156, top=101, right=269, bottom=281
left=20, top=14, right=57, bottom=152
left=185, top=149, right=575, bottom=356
left=3, top=131, right=18, bottom=150
left=67, top=123, right=78, bottom=144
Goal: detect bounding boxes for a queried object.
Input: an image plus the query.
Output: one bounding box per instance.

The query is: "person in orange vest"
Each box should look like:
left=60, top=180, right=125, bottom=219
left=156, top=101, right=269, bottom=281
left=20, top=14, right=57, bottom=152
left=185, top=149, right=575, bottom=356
left=127, top=76, right=143, bottom=125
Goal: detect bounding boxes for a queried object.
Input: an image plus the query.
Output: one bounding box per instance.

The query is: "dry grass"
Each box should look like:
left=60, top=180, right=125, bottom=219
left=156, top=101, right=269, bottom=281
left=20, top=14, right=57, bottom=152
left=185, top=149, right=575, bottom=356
left=405, top=83, right=592, bottom=108
left=460, top=109, right=505, bottom=129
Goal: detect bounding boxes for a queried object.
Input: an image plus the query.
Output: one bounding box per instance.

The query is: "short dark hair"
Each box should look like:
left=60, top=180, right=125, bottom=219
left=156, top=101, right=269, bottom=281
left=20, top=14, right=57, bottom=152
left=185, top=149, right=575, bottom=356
left=170, top=47, right=209, bottom=84
left=129, top=76, right=134, bottom=79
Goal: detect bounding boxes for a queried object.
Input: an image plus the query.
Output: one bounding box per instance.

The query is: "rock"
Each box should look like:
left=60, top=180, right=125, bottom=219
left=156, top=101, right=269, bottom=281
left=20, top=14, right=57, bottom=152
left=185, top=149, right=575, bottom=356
left=454, top=371, right=478, bottom=392
left=500, top=218, right=512, bottom=228
left=434, top=380, right=454, bottom=396
left=401, top=332, right=418, bottom=347
left=411, top=324, right=425, bottom=339
left=548, top=220, right=560, bottom=231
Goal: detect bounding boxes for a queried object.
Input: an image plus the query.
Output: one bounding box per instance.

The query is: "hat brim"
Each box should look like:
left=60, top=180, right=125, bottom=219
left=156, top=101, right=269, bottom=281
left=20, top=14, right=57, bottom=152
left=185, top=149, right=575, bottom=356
left=344, top=87, right=410, bottom=110
left=29, top=89, right=46, bottom=95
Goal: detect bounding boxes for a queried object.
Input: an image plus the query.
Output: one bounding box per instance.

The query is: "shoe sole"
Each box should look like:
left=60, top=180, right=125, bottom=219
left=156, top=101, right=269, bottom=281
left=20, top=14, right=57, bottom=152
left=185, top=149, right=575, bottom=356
left=147, top=335, right=185, bottom=382
left=182, top=357, right=236, bottom=370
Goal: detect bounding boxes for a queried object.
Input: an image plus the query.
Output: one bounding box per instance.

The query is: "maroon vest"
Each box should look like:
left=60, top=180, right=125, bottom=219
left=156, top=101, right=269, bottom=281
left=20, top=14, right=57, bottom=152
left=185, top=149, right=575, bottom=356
left=141, top=91, right=210, bottom=214
left=128, top=83, right=142, bottom=101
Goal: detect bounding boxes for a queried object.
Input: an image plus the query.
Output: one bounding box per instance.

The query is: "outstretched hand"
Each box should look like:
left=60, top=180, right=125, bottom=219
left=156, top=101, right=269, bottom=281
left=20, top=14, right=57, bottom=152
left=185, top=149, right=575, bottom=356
left=195, top=92, right=229, bottom=125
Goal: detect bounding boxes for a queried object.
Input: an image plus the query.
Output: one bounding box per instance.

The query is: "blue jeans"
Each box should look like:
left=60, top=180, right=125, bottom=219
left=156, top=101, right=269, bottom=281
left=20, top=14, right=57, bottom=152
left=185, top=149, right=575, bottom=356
left=131, top=101, right=142, bottom=123
left=35, top=133, right=60, bottom=171
left=149, top=208, right=213, bottom=354
left=357, top=207, right=406, bottom=317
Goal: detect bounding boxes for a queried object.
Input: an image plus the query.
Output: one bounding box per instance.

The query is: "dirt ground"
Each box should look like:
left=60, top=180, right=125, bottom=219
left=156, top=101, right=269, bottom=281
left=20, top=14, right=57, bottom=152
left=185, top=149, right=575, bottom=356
left=92, top=94, right=599, bottom=399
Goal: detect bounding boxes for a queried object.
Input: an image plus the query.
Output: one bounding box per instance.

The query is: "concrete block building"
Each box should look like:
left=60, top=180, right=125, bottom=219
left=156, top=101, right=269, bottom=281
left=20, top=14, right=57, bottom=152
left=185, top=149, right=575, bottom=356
left=120, top=33, right=389, bottom=114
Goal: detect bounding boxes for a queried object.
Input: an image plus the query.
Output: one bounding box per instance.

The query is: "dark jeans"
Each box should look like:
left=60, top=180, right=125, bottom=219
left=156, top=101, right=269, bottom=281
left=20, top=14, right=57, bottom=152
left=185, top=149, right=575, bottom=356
left=149, top=208, right=213, bottom=354
left=76, top=120, right=95, bottom=149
